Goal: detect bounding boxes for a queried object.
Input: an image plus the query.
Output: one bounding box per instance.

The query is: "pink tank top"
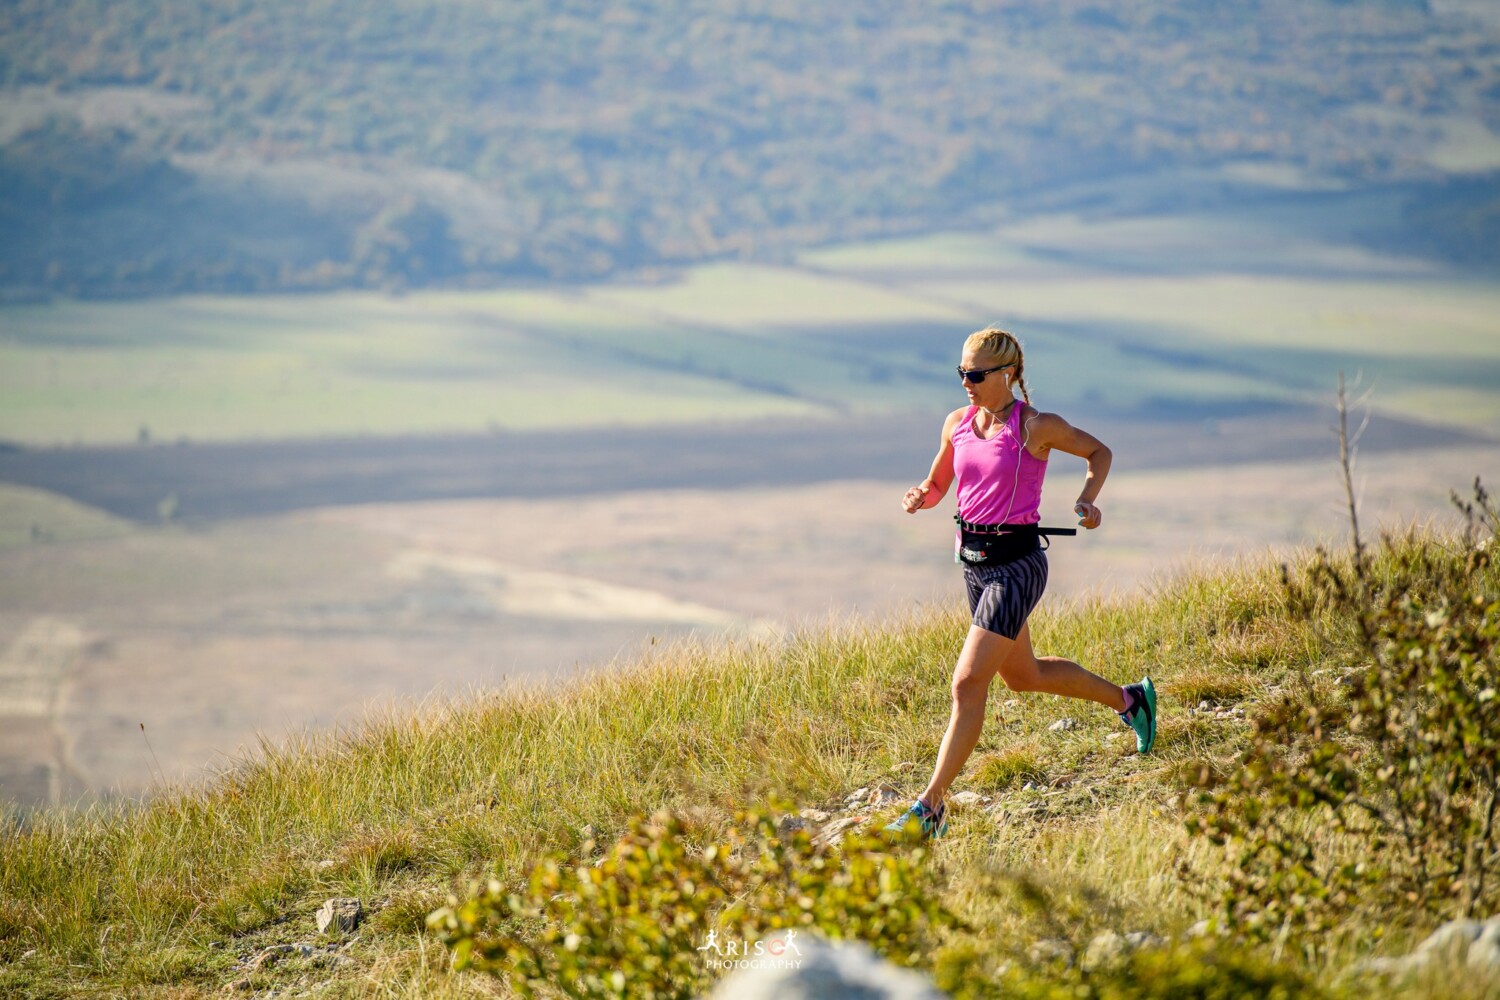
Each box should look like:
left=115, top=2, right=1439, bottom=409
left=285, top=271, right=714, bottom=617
left=951, top=403, right=1047, bottom=525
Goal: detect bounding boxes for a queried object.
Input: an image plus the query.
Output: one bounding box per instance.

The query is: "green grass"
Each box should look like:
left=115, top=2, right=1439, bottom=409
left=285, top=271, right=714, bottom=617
left=1, top=532, right=1490, bottom=998
left=0, top=290, right=833, bottom=446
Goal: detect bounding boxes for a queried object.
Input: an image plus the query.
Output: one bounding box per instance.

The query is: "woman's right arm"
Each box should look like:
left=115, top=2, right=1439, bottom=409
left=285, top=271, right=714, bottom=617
left=902, top=408, right=963, bottom=513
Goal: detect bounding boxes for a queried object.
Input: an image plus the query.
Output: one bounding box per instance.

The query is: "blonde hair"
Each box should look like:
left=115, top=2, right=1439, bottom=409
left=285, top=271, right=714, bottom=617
left=963, top=326, right=1030, bottom=403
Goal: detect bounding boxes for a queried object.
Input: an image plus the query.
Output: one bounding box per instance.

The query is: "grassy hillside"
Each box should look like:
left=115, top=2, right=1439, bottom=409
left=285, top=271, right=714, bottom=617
left=2, top=520, right=1496, bottom=997
left=2, top=0, right=1498, bottom=296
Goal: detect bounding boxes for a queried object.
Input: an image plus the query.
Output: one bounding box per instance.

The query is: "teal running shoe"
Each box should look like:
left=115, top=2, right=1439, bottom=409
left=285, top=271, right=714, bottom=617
left=1119, top=677, right=1157, bottom=754
left=883, top=797, right=948, bottom=840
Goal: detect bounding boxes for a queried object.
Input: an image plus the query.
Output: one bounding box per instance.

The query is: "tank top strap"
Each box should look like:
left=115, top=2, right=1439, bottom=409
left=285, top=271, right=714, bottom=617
left=955, top=405, right=977, bottom=441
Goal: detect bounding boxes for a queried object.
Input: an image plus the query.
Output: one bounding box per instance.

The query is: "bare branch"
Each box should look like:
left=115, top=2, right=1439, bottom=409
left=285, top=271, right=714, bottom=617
left=1336, top=372, right=1367, bottom=573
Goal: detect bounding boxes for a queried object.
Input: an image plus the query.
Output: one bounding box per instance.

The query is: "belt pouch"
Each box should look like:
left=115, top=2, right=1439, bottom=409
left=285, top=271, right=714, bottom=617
left=957, top=527, right=1040, bottom=566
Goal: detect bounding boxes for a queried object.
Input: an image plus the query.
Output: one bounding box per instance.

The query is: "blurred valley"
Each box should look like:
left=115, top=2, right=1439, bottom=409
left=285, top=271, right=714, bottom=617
left=2, top=0, right=1499, bottom=297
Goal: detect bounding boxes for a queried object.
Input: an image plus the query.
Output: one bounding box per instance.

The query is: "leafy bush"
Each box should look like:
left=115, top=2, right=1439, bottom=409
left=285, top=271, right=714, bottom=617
left=426, top=800, right=963, bottom=999
left=1183, top=479, right=1500, bottom=952
left=993, top=938, right=1327, bottom=1000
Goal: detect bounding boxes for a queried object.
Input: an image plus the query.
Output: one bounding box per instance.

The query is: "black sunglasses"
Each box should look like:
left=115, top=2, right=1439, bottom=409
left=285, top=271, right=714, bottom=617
left=956, top=364, right=1012, bottom=384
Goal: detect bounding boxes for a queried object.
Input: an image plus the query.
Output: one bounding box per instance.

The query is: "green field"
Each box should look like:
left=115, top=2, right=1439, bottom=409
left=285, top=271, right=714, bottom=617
left=3, top=204, right=1499, bottom=447
left=0, top=481, right=134, bottom=548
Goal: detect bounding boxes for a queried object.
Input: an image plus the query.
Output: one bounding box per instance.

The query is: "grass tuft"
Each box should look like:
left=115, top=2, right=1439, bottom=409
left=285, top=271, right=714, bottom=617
left=969, top=743, right=1049, bottom=791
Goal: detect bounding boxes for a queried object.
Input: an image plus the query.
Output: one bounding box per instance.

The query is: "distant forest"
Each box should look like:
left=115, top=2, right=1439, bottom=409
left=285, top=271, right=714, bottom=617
left=0, top=0, right=1497, bottom=298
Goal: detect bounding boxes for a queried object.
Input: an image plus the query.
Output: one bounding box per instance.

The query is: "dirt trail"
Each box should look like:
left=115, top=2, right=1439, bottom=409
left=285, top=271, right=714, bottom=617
left=0, top=617, right=89, bottom=808
left=384, top=549, right=764, bottom=630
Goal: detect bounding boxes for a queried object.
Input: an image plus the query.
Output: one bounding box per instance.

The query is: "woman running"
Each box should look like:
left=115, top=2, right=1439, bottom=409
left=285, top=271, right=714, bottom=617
left=885, top=326, right=1156, bottom=840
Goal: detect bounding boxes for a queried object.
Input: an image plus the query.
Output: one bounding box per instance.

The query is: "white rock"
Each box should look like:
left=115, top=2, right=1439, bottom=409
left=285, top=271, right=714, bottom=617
left=1468, top=939, right=1500, bottom=971
left=1029, top=938, right=1073, bottom=965
left=949, top=791, right=986, bottom=808
left=844, top=787, right=870, bottom=806
left=868, top=783, right=904, bottom=807
left=316, top=897, right=363, bottom=936
left=1048, top=718, right=1077, bottom=732
left=248, top=943, right=316, bottom=970
left=799, top=808, right=831, bottom=823
left=1415, top=919, right=1483, bottom=957
left=1125, top=930, right=1164, bottom=950
left=1186, top=919, right=1211, bottom=938
left=1081, top=931, right=1128, bottom=972
left=1003, top=699, right=1021, bottom=709
left=813, top=816, right=866, bottom=847
left=707, top=931, right=945, bottom=999
left=1356, top=955, right=1424, bottom=977
left=1198, top=701, right=1212, bottom=712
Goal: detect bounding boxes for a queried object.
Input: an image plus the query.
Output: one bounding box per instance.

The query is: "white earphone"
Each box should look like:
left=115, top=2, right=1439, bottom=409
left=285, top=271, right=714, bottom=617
left=995, top=397, right=1032, bottom=526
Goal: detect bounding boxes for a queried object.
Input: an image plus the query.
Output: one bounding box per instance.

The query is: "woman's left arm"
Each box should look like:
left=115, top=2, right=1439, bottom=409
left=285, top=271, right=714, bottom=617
left=1029, top=411, right=1112, bottom=529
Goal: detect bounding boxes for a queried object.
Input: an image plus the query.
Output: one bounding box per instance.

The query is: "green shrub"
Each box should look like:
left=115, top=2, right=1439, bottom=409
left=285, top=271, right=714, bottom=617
left=996, top=938, right=1328, bottom=1000
left=1183, top=480, right=1500, bottom=952
left=426, top=800, right=964, bottom=999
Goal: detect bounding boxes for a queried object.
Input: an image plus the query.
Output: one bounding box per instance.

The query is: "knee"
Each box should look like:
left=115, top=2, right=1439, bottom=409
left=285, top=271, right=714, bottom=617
left=950, top=670, right=991, bottom=707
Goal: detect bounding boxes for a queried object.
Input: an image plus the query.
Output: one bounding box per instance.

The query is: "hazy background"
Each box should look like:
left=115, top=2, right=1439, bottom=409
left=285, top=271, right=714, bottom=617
left=1, top=0, right=1497, bottom=812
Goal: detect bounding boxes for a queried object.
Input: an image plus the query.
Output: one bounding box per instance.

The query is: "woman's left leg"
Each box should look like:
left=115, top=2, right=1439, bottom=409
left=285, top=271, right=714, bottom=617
left=997, top=620, right=1127, bottom=712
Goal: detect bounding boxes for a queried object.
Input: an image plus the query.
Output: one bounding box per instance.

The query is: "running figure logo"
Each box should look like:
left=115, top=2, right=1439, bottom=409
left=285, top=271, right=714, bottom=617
left=696, top=929, right=802, bottom=962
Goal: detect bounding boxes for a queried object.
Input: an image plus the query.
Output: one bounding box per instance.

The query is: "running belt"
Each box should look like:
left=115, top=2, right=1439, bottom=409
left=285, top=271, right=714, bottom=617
left=954, top=514, right=1078, bottom=536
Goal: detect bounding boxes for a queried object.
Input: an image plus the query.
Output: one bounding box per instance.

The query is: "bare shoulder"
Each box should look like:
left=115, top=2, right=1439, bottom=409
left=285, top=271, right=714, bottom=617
left=1023, top=407, right=1107, bottom=458
left=1021, top=406, right=1065, bottom=434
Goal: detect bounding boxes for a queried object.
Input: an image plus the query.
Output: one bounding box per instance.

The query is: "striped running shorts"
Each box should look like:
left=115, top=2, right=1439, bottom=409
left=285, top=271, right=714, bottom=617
left=962, top=547, right=1049, bottom=640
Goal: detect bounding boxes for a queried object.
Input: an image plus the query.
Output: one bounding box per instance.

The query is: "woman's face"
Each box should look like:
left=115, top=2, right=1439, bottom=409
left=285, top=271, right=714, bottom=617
left=959, top=349, right=1014, bottom=409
